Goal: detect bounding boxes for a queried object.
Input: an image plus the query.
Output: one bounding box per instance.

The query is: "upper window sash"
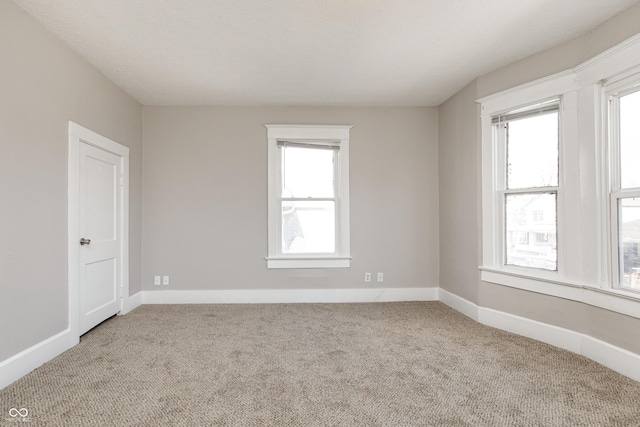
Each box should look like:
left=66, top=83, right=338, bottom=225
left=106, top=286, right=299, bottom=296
left=608, top=86, right=640, bottom=191
left=279, top=143, right=338, bottom=200
left=492, top=98, right=561, bottom=192
left=499, top=105, right=560, bottom=192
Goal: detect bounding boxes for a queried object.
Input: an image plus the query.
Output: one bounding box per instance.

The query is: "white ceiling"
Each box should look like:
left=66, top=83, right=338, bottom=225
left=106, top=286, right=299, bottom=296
left=12, top=0, right=640, bottom=106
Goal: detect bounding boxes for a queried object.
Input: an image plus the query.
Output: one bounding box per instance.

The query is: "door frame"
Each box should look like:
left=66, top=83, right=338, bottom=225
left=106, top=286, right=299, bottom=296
left=68, top=121, right=130, bottom=339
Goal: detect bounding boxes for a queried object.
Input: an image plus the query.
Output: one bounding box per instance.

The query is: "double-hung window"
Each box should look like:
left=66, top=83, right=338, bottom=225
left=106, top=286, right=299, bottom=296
left=479, top=35, right=640, bottom=317
left=493, top=98, right=560, bottom=272
left=266, top=125, right=351, bottom=269
left=608, top=80, right=640, bottom=291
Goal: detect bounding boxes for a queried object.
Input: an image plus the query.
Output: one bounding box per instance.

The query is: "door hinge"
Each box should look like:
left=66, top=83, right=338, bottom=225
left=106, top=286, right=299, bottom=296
left=119, top=176, right=124, bottom=187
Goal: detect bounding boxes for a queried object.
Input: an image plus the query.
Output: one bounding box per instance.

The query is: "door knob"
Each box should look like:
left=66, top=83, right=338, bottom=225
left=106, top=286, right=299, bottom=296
left=80, top=238, right=91, bottom=246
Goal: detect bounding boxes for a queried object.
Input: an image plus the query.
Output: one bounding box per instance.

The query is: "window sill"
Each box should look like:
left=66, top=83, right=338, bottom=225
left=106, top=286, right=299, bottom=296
left=267, top=256, right=351, bottom=269
left=479, top=267, right=640, bottom=320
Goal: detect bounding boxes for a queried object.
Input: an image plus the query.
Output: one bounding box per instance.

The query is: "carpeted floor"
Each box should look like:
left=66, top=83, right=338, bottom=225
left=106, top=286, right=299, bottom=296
left=1, top=302, right=640, bottom=426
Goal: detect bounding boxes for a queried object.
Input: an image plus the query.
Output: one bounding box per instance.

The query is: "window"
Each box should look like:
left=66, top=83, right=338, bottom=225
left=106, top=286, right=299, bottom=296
left=280, top=143, right=335, bottom=254
left=608, top=82, right=640, bottom=291
left=479, top=35, right=640, bottom=317
left=493, top=99, right=560, bottom=271
left=266, top=125, right=351, bottom=269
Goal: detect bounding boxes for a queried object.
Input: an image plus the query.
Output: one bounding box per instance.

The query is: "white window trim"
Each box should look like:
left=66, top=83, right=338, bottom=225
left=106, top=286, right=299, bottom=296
left=478, top=32, right=640, bottom=316
left=604, top=68, right=640, bottom=291
left=480, top=74, right=577, bottom=284
left=265, top=124, right=352, bottom=269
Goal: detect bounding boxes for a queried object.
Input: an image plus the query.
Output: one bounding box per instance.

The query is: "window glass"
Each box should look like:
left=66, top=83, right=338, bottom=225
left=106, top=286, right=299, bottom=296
left=507, top=112, right=558, bottom=189
left=506, top=193, right=557, bottom=271
left=282, top=201, right=335, bottom=254
left=282, top=146, right=334, bottom=198
left=618, top=197, right=640, bottom=290
left=619, top=90, right=640, bottom=189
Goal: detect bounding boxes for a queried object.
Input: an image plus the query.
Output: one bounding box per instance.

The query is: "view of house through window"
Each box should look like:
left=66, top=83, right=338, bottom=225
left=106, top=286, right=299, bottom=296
left=280, top=144, right=337, bottom=254
left=495, top=100, right=559, bottom=271
left=615, top=88, right=640, bottom=290
left=505, top=193, right=557, bottom=270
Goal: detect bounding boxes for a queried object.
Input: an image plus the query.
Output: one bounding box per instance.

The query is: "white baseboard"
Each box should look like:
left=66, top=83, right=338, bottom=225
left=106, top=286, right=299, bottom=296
left=121, top=291, right=143, bottom=314
left=438, top=288, right=479, bottom=321
left=438, top=289, right=640, bottom=382
left=487, top=309, right=640, bottom=381
left=478, top=307, right=583, bottom=354
left=0, top=328, right=77, bottom=390
left=582, top=335, right=640, bottom=383
left=142, top=287, right=439, bottom=304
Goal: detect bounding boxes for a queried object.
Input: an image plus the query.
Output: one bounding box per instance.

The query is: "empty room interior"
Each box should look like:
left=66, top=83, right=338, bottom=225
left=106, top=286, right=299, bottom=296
left=2, top=0, right=640, bottom=425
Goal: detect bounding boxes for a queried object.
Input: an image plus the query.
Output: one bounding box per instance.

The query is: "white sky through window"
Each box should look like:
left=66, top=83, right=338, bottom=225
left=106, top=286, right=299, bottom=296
left=282, top=146, right=334, bottom=198
left=620, top=90, right=640, bottom=189
left=507, top=112, right=559, bottom=189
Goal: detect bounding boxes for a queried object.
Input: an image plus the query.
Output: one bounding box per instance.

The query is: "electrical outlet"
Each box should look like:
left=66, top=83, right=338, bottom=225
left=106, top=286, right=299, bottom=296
left=377, top=272, right=384, bottom=283
left=154, top=276, right=161, bottom=286
left=364, top=272, right=371, bottom=283
left=162, top=276, right=169, bottom=286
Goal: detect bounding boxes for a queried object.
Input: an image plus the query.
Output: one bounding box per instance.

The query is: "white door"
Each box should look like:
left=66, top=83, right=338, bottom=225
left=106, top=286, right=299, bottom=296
left=78, top=141, right=122, bottom=335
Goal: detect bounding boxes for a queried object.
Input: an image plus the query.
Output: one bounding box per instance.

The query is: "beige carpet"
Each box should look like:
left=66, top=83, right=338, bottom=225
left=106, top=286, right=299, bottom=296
left=2, top=302, right=640, bottom=426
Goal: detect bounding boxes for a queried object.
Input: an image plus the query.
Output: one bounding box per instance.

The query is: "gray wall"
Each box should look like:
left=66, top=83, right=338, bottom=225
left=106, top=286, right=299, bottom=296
left=0, top=1, right=143, bottom=361
left=438, top=3, right=640, bottom=353
left=438, top=80, right=481, bottom=304
left=142, top=107, right=439, bottom=291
